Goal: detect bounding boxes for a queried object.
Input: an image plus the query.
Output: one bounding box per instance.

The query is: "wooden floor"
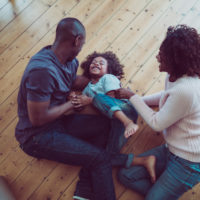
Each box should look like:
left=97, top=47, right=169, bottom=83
left=0, top=0, right=200, bottom=199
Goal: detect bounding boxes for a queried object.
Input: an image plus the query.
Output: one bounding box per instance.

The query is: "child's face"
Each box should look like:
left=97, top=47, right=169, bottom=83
left=89, top=56, right=108, bottom=78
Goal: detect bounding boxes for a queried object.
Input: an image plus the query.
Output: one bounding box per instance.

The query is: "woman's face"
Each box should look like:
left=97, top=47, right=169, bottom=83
left=89, top=56, right=108, bottom=77
left=156, top=50, right=168, bottom=73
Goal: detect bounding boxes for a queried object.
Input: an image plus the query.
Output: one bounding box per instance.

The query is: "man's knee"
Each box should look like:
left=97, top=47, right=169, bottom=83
left=89, top=150, right=111, bottom=170
left=118, top=168, right=130, bottom=185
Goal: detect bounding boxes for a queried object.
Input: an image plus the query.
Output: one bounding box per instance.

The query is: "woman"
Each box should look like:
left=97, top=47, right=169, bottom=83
left=116, top=25, right=200, bottom=200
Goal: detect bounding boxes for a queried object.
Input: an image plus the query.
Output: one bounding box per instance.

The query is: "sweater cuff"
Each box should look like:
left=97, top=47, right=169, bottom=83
left=129, top=94, right=141, bottom=103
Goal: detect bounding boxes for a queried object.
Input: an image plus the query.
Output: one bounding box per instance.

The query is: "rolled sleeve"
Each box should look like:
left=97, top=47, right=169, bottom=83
left=26, top=69, right=54, bottom=102
left=103, top=74, right=121, bottom=93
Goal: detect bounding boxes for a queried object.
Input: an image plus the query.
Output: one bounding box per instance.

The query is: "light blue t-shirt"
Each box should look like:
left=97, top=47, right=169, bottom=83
left=83, top=74, right=121, bottom=97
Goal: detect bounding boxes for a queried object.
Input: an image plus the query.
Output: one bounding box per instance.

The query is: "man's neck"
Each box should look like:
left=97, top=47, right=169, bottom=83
left=51, top=44, right=69, bottom=65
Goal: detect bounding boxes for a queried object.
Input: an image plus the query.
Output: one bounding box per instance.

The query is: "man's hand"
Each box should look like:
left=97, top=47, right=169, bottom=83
left=71, top=94, right=93, bottom=111
left=116, top=88, right=135, bottom=99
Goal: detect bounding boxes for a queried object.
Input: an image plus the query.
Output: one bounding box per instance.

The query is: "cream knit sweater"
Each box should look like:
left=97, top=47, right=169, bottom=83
left=129, top=75, right=200, bottom=162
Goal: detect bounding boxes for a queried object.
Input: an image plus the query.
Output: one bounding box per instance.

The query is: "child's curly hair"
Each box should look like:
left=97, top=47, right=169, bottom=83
left=81, top=51, right=124, bottom=80
left=159, top=24, right=200, bottom=81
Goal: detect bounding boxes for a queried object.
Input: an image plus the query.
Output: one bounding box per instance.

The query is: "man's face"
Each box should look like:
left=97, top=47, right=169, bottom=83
left=68, top=34, right=86, bottom=61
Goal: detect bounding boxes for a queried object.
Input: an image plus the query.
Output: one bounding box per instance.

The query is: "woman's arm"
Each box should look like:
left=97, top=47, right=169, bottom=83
left=142, top=91, right=164, bottom=106
left=129, top=89, right=191, bottom=131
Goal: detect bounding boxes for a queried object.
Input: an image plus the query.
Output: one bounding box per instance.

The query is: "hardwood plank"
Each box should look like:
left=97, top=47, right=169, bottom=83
left=0, top=0, right=33, bottom=31
left=81, top=0, right=126, bottom=43
left=0, top=118, right=18, bottom=164
left=119, top=189, right=143, bottom=200
left=180, top=0, right=200, bottom=29
left=0, top=146, right=32, bottom=183
left=77, top=0, right=152, bottom=65
left=107, top=0, right=173, bottom=60
left=58, top=177, right=79, bottom=200
left=28, top=164, right=80, bottom=200
left=0, top=0, right=9, bottom=10
left=0, top=0, right=57, bottom=55
left=180, top=183, right=200, bottom=200
left=0, top=89, right=18, bottom=133
left=10, top=159, right=58, bottom=200
left=0, top=0, right=79, bottom=78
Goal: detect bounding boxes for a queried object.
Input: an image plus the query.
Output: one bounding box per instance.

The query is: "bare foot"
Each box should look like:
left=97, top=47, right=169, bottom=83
left=124, top=121, right=139, bottom=138
left=143, top=155, right=156, bottom=183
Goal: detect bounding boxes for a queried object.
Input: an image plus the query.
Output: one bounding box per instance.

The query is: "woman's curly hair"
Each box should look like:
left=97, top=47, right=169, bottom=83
left=159, top=24, right=200, bottom=81
left=81, top=51, right=124, bottom=80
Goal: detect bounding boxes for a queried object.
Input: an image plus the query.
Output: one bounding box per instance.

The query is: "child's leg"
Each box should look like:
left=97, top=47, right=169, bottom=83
left=114, top=110, right=138, bottom=138
left=93, top=94, right=139, bottom=138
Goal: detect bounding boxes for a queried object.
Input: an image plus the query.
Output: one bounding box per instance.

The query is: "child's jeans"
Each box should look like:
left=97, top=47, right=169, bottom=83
left=93, top=93, right=138, bottom=123
left=118, top=144, right=200, bottom=200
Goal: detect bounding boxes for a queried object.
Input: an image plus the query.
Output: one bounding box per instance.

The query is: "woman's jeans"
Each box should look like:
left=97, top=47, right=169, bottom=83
left=19, top=114, right=135, bottom=200
left=118, top=144, right=200, bottom=200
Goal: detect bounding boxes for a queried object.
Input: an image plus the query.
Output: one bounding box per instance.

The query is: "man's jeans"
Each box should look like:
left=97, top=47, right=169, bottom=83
left=20, top=114, right=135, bottom=200
left=118, top=144, right=200, bottom=200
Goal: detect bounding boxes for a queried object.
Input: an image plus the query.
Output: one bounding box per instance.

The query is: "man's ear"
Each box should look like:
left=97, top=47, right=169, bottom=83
left=74, top=35, right=81, bottom=47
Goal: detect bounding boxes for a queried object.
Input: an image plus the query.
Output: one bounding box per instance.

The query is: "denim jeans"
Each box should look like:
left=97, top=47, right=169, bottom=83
left=93, top=94, right=138, bottom=153
left=20, top=114, right=134, bottom=200
left=118, top=144, right=200, bottom=200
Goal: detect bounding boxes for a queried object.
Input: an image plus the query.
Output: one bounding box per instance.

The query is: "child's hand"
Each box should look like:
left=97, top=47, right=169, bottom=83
left=71, top=95, right=93, bottom=111
left=116, top=88, right=135, bottom=99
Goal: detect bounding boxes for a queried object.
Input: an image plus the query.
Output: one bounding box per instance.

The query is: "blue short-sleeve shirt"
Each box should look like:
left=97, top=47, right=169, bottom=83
left=16, top=46, right=79, bottom=143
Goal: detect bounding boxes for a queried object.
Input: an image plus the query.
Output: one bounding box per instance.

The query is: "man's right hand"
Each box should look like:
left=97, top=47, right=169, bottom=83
left=71, top=94, right=93, bottom=111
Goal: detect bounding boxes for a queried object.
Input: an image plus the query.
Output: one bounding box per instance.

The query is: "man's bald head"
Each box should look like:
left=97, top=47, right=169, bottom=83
left=55, top=17, right=85, bottom=43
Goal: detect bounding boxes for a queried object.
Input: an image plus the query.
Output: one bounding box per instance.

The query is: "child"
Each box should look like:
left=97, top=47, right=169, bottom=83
left=72, top=51, right=139, bottom=138
left=71, top=51, right=156, bottom=183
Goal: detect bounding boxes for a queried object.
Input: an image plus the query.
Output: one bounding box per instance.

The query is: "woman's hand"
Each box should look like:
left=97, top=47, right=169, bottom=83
left=71, top=94, right=93, bottom=111
left=116, top=88, right=135, bottom=99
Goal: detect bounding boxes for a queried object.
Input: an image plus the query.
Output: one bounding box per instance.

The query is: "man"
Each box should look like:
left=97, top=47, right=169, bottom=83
left=15, top=18, right=137, bottom=200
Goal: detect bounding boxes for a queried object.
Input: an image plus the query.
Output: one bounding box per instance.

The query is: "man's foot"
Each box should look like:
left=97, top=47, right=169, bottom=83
left=143, top=155, right=156, bottom=183
left=124, top=121, right=139, bottom=138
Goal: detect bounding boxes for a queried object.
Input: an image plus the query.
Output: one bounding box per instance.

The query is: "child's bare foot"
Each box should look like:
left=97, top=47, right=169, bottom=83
left=124, top=121, right=139, bottom=138
left=143, top=155, right=156, bottom=183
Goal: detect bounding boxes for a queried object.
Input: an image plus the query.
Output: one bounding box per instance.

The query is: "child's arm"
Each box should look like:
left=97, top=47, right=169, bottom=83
left=71, top=94, right=93, bottom=110
left=70, top=94, right=101, bottom=115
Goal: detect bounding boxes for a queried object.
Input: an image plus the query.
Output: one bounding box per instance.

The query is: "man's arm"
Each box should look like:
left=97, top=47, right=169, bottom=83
left=72, top=75, right=90, bottom=90
left=27, top=100, right=74, bottom=126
